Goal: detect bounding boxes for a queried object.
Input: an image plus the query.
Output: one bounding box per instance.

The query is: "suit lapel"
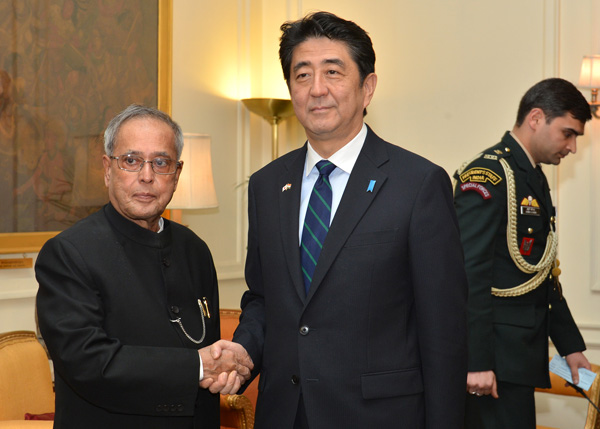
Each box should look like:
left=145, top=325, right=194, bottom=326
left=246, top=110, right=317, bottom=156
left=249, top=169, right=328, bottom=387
left=279, top=146, right=308, bottom=300
left=526, top=168, right=550, bottom=212
left=307, top=128, right=389, bottom=301
left=536, top=167, right=554, bottom=218
left=504, top=135, right=552, bottom=217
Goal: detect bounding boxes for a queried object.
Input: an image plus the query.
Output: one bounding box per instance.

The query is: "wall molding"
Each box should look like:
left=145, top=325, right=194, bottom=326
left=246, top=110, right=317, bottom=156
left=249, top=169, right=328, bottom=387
left=590, top=122, right=600, bottom=290
left=590, top=0, right=600, bottom=291
left=575, top=322, right=600, bottom=348
left=0, top=289, right=37, bottom=300
left=542, top=0, right=560, bottom=78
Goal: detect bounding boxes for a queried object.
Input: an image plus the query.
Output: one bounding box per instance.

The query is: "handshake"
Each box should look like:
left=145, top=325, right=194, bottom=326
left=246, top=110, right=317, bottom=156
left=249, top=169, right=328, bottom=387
left=198, top=340, right=254, bottom=395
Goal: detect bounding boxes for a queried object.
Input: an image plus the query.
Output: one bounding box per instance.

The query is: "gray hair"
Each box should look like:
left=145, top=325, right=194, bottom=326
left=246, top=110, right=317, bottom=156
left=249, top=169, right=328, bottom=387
left=103, top=104, right=184, bottom=159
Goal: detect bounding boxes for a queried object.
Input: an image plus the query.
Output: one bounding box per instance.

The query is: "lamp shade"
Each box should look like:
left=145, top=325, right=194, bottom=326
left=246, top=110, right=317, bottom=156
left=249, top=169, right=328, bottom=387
left=579, top=55, right=600, bottom=89
left=168, top=133, right=218, bottom=209
left=241, top=98, right=294, bottom=121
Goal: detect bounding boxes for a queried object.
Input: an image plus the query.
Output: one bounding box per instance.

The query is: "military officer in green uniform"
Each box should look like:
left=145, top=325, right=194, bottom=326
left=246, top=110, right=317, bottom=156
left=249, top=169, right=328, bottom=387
left=454, top=78, right=592, bottom=428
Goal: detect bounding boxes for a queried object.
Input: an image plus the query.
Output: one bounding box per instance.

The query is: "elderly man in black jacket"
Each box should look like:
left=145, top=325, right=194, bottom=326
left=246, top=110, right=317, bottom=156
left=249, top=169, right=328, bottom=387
left=36, top=104, right=253, bottom=428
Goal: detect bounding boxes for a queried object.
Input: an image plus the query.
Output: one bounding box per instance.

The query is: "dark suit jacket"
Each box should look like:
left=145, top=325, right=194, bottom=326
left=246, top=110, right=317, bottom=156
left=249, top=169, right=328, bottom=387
left=453, top=132, right=585, bottom=388
left=233, top=126, right=468, bottom=429
left=36, top=203, right=220, bottom=428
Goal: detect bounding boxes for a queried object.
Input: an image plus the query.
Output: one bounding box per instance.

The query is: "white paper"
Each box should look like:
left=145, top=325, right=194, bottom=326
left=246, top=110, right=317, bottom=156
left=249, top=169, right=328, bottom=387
left=549, top=354, right=596, bottom=391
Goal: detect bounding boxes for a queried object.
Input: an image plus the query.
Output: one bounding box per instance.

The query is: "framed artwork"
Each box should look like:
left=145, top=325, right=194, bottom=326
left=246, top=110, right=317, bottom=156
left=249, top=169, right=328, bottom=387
left=0, top=0, right=172, bottom=254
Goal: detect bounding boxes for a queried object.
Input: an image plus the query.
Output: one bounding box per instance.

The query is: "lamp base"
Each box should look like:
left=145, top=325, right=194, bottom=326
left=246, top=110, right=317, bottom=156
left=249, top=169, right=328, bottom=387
left=242, top=98, right=295, bottom=160
left=166, top=209, right=183, bottom=224
left=591, top=89, right=599, bottom=119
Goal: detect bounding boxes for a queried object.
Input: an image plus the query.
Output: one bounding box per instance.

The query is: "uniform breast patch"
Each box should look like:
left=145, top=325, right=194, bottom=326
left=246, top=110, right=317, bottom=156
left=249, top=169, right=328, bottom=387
left=459, top=168, right=503, bottom=185
left=520, top=196, right=541, bottom=216
left=460, top=182, right=491, bottom=199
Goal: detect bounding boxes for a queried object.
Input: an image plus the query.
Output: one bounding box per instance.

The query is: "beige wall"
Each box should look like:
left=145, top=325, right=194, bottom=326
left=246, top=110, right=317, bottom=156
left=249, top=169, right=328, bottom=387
left=1, top=0, right=599, bottom=426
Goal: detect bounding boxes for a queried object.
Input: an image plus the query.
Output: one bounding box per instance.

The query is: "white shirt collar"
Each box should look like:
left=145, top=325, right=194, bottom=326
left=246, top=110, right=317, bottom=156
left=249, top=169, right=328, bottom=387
left=157, top=217, right=165, bottom=233
left=304, top=123, right=368, bottom=177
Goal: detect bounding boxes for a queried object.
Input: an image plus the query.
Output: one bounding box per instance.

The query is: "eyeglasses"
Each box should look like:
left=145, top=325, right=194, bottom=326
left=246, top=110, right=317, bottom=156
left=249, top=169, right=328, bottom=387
left=110, top=154, right=182, bottom=175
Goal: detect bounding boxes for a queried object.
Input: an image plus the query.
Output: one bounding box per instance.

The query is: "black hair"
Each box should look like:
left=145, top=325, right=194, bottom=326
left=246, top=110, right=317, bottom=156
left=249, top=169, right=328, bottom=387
left=515, top=78, right=592, bottom=126
left=279, top=11, right=375, bottom=88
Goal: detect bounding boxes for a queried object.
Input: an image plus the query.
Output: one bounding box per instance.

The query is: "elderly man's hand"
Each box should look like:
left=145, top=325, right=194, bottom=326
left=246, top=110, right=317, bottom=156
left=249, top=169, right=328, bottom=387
left=198, top=340, right=253, bottom=394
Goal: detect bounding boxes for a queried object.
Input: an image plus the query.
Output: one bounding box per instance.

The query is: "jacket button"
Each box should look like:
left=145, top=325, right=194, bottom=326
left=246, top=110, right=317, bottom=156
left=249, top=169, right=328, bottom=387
left=162, top=258, right=171, bottom=267
left=291, top=375, right=300, bottom=385
left=299, top=325, right=310, bottom=335
left=170, top=305, right=180, bottom=314
left=177, top=404, right=184, bottom=412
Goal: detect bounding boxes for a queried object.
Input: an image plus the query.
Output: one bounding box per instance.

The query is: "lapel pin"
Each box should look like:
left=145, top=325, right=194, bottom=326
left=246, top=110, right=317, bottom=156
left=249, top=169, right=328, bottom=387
left=367, top=180, right=376, bottom=192
left=282, top=183, right=292, bottom=192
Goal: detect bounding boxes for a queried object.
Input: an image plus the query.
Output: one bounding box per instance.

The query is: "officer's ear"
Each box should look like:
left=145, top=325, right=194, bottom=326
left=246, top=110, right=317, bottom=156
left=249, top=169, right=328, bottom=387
left=527, top=108, right=546, bottom=131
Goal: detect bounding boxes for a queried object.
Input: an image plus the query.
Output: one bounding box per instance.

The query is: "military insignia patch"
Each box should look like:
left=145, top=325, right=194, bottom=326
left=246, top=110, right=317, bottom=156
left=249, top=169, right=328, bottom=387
left=494, top=149, right=503, bottom=155
left=459, top=168, right=502, bottom=185
left=520, top=237, right=534, bottom=256
left=483, top=154, right=498, bottom=160
left=460, top=182, right=491, bottom=199
left=520, top=196, right=541, bottom=216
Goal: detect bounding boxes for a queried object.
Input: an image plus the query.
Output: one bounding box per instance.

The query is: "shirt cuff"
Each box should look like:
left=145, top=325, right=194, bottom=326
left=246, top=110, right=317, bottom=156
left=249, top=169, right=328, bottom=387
left=199, top=353, right=204, bottom=381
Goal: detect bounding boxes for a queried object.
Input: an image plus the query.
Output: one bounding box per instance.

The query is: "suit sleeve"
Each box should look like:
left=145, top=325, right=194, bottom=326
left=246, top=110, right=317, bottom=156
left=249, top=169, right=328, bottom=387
left=548, top=288, right=586, bottom=356
left=453, top=162, right=506, bottom=373
left=35, top=237, right=201, bottom=416
left=233, top=176, right=266, bottom=379
left=408, top=166, right=468, bottom=429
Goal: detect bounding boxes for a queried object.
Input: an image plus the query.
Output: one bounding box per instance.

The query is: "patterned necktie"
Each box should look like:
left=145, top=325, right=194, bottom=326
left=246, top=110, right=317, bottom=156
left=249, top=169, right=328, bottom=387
left=301, top=160, right=337, bottom=294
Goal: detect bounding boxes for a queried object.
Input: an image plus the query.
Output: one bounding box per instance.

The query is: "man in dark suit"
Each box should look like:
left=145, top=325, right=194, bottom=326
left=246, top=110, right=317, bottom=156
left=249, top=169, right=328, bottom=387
left=229, top=11, right=468, bottom=428
left=454, top=78, right=592, bottom=428
left=36, top=104, right=252, bottom=428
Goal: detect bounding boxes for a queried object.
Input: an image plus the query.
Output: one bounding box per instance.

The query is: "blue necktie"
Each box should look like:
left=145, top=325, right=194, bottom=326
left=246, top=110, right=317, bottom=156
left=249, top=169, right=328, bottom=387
left=301, top=160, right=336, bottom=294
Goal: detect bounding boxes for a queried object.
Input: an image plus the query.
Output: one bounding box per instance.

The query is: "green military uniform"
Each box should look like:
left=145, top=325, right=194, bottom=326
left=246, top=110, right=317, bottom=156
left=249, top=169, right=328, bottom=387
left=453, top=131, right=586, bottom=427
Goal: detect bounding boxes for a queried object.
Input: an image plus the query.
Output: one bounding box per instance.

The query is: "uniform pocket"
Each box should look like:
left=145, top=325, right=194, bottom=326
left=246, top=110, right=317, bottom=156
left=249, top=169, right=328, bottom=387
left=493, top=300, right=535, bottom=328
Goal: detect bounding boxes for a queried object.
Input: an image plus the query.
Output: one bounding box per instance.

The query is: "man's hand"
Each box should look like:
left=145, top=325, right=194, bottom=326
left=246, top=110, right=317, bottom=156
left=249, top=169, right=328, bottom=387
left=198, top=340, right=253, bottom=394
left=565, top=351, right=591, bottom=385
left=467, top=370, right=499, bottom=398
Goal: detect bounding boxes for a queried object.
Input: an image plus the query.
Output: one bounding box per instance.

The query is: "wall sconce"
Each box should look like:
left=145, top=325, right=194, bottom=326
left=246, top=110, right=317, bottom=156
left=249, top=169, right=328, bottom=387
left=578, top=54, right=600, bottom=119
left=167, top=133, right=218, bottom=223
left=242, top=98, right=295, bottom=159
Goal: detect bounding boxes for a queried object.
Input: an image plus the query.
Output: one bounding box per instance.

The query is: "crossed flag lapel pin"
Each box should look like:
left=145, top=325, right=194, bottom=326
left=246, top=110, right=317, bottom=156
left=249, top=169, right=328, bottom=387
left=282, top=183, right=292, bottom=192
